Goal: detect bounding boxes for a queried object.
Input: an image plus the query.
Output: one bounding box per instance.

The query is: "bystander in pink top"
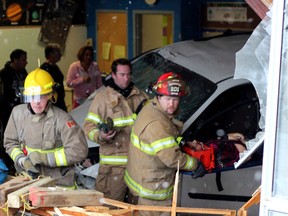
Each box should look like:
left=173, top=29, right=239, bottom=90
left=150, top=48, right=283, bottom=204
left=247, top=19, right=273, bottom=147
left=66, top=46, right=103, bottom=109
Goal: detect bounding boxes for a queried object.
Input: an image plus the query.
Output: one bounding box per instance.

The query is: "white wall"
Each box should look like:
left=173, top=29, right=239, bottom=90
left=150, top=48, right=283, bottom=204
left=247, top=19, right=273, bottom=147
left=0, top=25, right=87, bottom=78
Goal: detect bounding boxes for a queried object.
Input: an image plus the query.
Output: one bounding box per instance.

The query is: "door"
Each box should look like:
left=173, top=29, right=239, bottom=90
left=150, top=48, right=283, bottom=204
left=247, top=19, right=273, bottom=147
left=134, top=12, right=173, bottom=56
left=96, top=11, right=127, bottom=74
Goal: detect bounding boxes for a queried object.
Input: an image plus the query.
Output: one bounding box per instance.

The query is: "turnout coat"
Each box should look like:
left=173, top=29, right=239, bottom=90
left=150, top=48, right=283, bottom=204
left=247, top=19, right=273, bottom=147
left=4, top=103, right=88, bottom=187
left=125, top=97, right=198, bottom=200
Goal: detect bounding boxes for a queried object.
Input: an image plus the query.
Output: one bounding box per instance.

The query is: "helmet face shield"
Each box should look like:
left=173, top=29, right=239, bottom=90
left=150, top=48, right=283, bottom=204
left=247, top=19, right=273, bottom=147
left=21, top=87, right=52, bottom=103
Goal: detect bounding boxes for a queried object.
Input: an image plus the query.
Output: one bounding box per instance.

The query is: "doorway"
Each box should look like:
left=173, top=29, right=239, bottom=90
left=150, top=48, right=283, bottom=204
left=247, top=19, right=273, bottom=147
left=134, top=12, right=174, bottom=57
left=96, top=11, right=128, bottom=74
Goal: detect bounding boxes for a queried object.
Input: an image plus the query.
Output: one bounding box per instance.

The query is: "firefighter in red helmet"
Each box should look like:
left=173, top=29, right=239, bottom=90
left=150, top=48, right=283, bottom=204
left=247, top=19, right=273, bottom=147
left=125, top=72, right=205, bottom=216
left=153, top=72, right=188, bottom=97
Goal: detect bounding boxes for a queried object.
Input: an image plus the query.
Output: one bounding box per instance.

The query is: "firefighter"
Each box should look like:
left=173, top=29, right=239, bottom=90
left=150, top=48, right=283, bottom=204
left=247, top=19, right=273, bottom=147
left=124, top=72, right=205, bottom=216
left=4, top=68, right=88, bottom=188
left=83, top=58, right=148, bottom=201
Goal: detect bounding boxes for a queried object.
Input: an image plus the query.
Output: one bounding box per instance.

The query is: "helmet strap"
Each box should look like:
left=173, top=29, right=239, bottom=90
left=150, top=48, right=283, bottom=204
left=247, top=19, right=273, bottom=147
left=50, top=94, right=57, bottom=104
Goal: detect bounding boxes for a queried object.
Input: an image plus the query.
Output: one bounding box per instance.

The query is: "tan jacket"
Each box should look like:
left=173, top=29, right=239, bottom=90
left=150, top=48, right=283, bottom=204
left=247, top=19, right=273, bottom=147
left=84, top=85, right=148, bottom=166
left=125, top=97, right=198, bottom=200
left=4, top=103, right=88, bottom=187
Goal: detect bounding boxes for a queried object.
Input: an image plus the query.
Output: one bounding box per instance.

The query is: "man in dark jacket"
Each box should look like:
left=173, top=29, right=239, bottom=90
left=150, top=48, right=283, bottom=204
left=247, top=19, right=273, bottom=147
left=40, top=43, right=67, bottom=112
left=0, top=49, right=28, bottom=174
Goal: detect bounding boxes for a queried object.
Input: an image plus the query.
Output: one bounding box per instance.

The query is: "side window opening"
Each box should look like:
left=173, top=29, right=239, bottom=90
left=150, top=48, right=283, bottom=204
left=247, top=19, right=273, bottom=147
left=183, top=84, right=261, bottom=142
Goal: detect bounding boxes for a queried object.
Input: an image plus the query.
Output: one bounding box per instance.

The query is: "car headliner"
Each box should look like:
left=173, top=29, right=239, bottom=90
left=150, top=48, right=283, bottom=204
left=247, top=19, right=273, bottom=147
left=157, top=34, right=250, bottom=83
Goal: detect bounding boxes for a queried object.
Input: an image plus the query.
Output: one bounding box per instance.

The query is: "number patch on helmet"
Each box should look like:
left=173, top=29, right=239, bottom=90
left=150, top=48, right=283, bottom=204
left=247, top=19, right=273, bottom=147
left=170, top=86, right=180, bottom=93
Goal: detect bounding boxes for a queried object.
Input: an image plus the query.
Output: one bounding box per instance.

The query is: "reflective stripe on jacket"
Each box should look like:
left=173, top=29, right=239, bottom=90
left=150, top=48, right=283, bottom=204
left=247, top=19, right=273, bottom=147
left=4, top=103, right=88, bottom=187
left=84, top=85, right=148, bottom=166
left=125, top=97, right=198, bottom=200
left=124, top=170, right=174, bottom=200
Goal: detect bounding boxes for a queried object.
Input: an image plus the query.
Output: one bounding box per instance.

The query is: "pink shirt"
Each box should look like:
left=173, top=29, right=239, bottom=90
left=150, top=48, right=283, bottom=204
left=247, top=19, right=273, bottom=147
left=66, top=61, right=103, bottom=103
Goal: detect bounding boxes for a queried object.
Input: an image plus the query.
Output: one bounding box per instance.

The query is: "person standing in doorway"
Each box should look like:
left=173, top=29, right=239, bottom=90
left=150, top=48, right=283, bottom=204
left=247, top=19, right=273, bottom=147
left=66, top=46, right=103, bottom=109
left=0, top=49, right=28, bottom=174
left=40, top=43, right=67, bottom=112
left=83, top=58, right=148, bottom=202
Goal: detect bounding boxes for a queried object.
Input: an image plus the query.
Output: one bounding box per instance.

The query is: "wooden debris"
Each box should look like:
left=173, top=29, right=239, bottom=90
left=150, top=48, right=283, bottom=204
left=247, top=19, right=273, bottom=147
left=7, top=177, right=56, bottom=208
left=31, top=206, right=113, bottom=216
left=85, top=206, right=132, bottom=216
left=0, top=176, right=37, bottom=206
left=29, top=187, right=104, bottom=207
left=237, top=187, right=261, bottom=216
left=171, top=161, right=179, bottom=216
left=1, top=173, right=238, bottom=216
left=102, top=199, right=133, bottom=210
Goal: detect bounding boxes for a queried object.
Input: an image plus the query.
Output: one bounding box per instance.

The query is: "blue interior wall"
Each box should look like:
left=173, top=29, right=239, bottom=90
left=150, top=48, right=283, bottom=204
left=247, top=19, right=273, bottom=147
left=181, top=0, right=201, bottom=40
left=86, top=0, right=182, bottom=59
left=86, top=0, right=247, bottom=58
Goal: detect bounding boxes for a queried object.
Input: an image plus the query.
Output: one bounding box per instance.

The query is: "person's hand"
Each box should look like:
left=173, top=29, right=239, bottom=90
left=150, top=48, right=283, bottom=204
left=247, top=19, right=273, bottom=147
left=99, top=130, right=116, bottom=142
left=19, top=157, right=40, bottom=174
left=186, top=140, right=203, bottom=151
left=29, top=152, right=49, bottom=166
left=192, top=160, right=206, bottom=179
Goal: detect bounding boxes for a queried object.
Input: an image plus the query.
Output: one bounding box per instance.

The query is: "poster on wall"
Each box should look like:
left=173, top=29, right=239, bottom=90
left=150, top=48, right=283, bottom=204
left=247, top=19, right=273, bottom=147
left=0, top=0, right=85, bottom=26
left=201, top=2, right=261, bottom=33
left=0, top=0, right=46, bottom=26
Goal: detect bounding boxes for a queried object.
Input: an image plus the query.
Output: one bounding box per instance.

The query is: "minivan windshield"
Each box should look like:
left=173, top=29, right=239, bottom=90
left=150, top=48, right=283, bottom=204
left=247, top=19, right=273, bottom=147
left=132, top=52, right=217, bottom=122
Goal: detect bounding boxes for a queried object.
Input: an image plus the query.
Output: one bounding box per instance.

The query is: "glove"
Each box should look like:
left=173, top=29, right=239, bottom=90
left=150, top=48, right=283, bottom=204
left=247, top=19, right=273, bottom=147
left=192, top=160, right=206, bottom=179
left=29, top=152, right=49, bottom=166
left=19, top=157, right=40, bottom=179
left=99, top=117, right=114, bottom=133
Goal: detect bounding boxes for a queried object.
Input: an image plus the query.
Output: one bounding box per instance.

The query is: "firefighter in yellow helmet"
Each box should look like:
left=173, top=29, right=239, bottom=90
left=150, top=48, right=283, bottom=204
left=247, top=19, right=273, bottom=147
left=4, top=68, right=88, bottom=188
left=125, top=72, right=205, bottom=216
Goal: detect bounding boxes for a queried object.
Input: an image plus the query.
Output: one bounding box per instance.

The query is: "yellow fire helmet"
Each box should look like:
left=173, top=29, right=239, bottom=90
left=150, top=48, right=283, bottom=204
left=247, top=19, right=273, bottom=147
left=22, top=68, right=55, bottom=103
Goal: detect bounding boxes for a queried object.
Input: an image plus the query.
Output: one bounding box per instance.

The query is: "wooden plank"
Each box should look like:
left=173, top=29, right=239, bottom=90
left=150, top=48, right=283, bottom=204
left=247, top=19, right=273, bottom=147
left=237, top=187, right=261, bottom=216
left=58, top=206, right=111, bottom=216
left=108, top=209, right=133, bottom=216
left=171, top=161, right=179, bottom=216
left=84, top=206, right=110, bottom=212
left=261, top=0, right=272, bottom=8
left=30, top=208, right=54, bottom=216
left=0, top=176, right=37, bottom=205
left=104, top=198, right=235, bottom=215
left=102, top=198, right=133, bottom=210
left=245, top=0, right=269, bottom=19
left=85, top=207, right=133, bottom=216
left=29, top=187, right=104, bottom=207
left=32, top=202, right=235, bottom=216
left=7, top=177, right=56, bottom=208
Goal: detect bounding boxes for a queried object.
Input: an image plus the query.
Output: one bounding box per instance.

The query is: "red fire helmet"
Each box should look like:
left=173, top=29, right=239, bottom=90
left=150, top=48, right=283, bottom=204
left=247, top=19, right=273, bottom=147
left=153, top=72, right=188, bottom=97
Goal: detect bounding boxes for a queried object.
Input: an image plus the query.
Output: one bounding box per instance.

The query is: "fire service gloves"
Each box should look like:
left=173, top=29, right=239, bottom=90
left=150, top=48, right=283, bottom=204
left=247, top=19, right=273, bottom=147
left=28, top=151, right=49, bottom=166
left=99, top=117, right=114, bottom=133
left=192, top=159, right=206, bottom=179
left=17, top=156, right=39, bottom=174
